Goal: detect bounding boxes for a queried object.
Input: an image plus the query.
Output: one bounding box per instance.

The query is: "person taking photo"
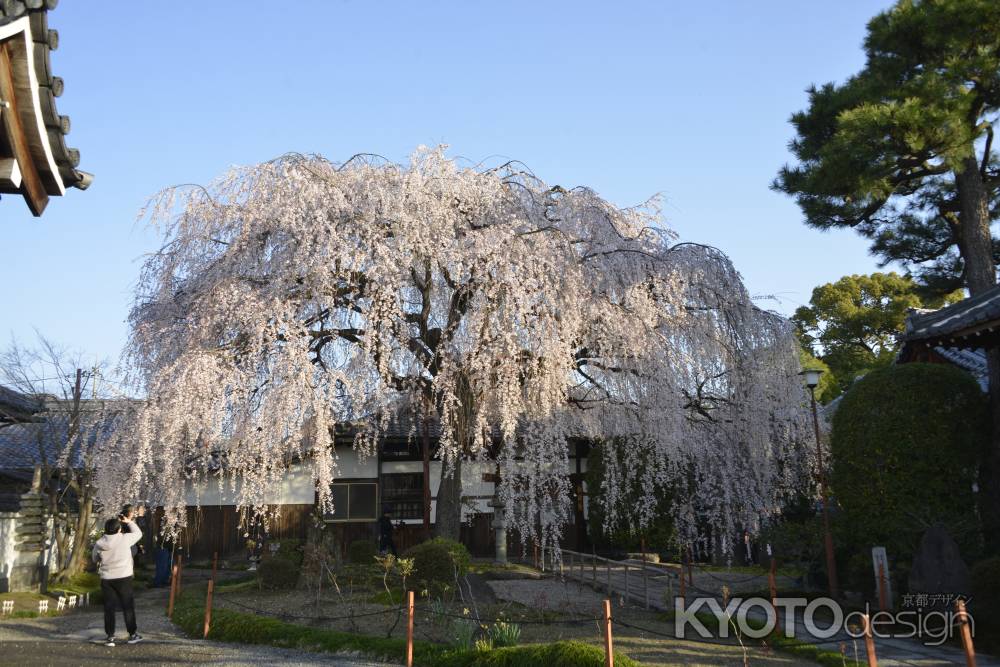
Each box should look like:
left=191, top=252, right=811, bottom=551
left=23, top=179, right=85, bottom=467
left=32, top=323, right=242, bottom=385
left=92, top=505, right=145, bottom=646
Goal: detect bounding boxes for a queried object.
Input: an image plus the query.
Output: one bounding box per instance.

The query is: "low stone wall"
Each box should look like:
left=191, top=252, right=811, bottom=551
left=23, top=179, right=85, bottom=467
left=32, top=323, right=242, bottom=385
left=0, top=492, right=48, bottom=592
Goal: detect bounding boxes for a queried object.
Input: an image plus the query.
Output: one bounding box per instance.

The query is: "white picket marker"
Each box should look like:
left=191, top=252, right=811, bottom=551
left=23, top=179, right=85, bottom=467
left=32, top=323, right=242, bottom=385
left=38, top=599, right=48, bottom=613
left=56, top=597, right=66, bottom=611
left=2, top=600, right=13, bottom=615
left=67, top=594, right=78, bottom=609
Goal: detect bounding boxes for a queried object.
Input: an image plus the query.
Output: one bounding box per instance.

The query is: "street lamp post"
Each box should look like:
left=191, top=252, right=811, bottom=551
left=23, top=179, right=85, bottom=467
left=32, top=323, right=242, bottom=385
left=801, top=368, right=839, bottom=598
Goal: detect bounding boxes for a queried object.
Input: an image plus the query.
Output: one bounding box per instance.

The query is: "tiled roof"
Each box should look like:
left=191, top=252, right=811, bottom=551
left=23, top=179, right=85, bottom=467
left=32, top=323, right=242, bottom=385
left=0, top=406, right=114, bottom=471
left=931, top=346, right=989, bottom=391
left=0, top=385, right=43, bottom=423
left=904, top=285, right=1000, bottom=345
left=0, top=1, right=91, bottom=192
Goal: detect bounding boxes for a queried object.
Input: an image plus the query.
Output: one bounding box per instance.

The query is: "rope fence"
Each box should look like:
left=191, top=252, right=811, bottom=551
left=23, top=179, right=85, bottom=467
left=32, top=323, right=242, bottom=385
left=174, top=550, right=983, bottom=667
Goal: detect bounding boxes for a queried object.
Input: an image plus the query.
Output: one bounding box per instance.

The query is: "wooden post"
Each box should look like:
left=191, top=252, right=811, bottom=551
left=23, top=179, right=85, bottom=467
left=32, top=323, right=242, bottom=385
left=602, top=598, right=614, bottom=667
left=768, top=560, right=780, bottom=633
left=861, top=613, right=878, bottom=667
left=203, top=580, right=214, bottom=639
left=956, top=599, right=977, bottom=667
left=167, top=563, right=179, bottom=618
left=211, top=551, right=218, bottom=582
left=877, top=560, right=888, bottom=611
left=406, top=590, right=415, bottom=667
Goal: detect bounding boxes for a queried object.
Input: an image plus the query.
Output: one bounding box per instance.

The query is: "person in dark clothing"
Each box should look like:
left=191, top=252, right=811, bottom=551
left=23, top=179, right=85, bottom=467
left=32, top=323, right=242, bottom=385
left=152, top=532, right=173, bottom=587
left=378, top=508, right=398, bottom=557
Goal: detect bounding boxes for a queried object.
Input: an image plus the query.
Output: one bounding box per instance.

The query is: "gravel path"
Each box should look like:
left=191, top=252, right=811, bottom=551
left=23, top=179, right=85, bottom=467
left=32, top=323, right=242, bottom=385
left=0, top=584, right=400, bottom=667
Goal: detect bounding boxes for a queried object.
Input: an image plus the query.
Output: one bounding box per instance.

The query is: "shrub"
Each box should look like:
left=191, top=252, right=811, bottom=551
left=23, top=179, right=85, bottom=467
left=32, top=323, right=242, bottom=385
left=273, top=539, right=305, bottom=567
left=971, top=557, right=1000, bottom=650
left=257, top=556, right=299, bottom=589
left=348, top=539, right=378, bottom=564
left=404, top=537, right=471, bottom=591
left=830, top=364, right=988, bottom=563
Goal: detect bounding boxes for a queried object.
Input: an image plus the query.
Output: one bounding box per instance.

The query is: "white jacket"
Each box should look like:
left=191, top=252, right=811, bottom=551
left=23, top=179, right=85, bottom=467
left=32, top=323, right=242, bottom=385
left=91, top=522, right=142, bottom=580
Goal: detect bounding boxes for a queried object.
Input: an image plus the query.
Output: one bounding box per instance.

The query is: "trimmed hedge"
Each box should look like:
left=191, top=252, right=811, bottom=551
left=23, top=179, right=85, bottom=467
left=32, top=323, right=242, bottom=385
left=971, top=557, right=1000, bottom=652
left=404, top=537, right=471, bottom=592
left=830, top=363, right=988, bottom=564
left=172, top=584, right=637, bottom=666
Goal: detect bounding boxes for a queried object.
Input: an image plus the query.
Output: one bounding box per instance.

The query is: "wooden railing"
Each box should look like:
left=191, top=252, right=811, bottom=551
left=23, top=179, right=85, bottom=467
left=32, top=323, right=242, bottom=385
left=523, top=546, right=681, bottom=611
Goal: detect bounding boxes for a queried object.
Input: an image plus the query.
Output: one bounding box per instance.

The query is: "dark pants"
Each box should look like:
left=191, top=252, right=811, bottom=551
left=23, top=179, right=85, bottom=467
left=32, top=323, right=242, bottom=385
left=153, top=548, right=172, bottom=587
left=380, top=534, right=398, bottom=557
left=101, top=576, right=137, bottom=637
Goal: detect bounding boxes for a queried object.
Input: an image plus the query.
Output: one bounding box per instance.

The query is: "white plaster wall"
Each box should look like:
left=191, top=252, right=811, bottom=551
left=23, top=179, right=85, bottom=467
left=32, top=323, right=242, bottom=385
left=184, top=462, right=316, bottom=506
left=334, top=446, right=378, bottom=478
left=0, top=513, right=16, bottom=589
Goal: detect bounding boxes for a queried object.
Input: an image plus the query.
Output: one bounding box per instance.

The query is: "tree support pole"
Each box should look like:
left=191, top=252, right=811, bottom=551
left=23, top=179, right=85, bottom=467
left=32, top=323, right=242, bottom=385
left=202, top=580, right=214, bottom=639
left=406, top=590, right=415, bottom=667
left=862, top=613, right=878, bottom=667
left=603, top=599, right=614, bottom=667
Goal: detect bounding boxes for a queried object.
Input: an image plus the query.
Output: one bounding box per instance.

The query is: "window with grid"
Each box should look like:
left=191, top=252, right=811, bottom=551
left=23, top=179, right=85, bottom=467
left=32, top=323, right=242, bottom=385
left=323, top=481, right=378, bottom=522
left=381, top=472, right=424, bottom=520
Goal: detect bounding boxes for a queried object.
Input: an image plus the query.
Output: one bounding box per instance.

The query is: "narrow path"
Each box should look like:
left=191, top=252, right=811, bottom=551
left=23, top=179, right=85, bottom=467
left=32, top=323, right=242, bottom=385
left=0, top=582, right=399, bottom=666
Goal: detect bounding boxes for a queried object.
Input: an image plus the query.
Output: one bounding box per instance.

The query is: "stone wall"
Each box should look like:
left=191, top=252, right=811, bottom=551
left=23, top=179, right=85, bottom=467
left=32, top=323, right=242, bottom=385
left=0, top=491, right=48, bottom=592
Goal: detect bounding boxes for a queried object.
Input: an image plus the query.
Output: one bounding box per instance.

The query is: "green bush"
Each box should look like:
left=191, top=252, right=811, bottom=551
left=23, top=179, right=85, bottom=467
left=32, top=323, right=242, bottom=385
left=830, top=364, right=988, bottom=567
left=971, top=557, right=1000, bottom=651
left=404, top=537, right=471, bottom=591
left=272, top=539, right=305, bottom=567
left=348, top=539, right=378, bottom=564
left=257, top=557, right=299, bottom=589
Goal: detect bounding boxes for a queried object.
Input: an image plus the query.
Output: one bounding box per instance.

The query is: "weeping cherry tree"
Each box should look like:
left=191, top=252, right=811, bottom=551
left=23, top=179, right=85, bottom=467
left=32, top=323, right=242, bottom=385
left=95, top=147, right=812, bottom=554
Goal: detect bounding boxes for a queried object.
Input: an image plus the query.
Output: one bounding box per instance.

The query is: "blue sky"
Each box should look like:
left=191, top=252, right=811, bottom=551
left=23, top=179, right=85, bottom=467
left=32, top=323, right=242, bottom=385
left=2, top=1, right=890, bottom=367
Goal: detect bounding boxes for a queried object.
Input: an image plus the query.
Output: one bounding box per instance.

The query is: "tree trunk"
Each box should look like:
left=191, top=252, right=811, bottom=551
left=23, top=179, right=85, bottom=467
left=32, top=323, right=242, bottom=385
left=55, top=492, right=93, bottom=582
left=434, top=455, right=463, bottom=541
left=955, top=155, right=1000, bottom=553
left=955, top=157, right=996, bottom=295
left=422, top=402, right=432, bottom=540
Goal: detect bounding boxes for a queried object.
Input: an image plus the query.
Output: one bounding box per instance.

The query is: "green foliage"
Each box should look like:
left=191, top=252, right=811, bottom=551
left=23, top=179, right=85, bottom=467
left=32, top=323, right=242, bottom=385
left=257, top=557, right=300, bottom=589
left=450, top=618, right=478, bottom=650
left=404, top=537, right=471, bottom=592
left=488, top=621, right=521, bottom=648
left=50, top=571, right=104, bottom=605
left=431, top=641, right=640, bottom=667
left=760, top=495, right=824, bottom=565
left=798, top=348, right=840, bottom=404
left=830, top=363, right=988, bottom=563
left=793, top=273, right=959, bottom=394
left=172, top=583, right=636, bottom=667
left=774, top=0, right=1000, bottom=294
left=971, top=557, right=1000, bottom=651
left=586, top=442, right=676, bottom=553
left=272, top=539, right=305, bottom=567
left=348, top=539, right=378, bottom=565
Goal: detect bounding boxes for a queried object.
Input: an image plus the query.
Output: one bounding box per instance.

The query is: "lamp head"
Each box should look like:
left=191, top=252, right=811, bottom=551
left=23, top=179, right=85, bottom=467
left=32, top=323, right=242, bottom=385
left=800, top=368, right=824, bottom=389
